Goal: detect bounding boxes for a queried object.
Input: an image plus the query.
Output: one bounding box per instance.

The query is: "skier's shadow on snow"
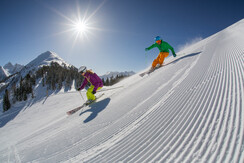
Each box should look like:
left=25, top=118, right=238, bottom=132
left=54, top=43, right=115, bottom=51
left=79, top=98, right=110, bottom=123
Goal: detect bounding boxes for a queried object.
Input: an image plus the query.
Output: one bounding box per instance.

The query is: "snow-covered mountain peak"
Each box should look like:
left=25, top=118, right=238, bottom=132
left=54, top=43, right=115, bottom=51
left=3, top=62, right=23, bottom=75
left=26, top=51, right=71, bottom=69
left=3, top=62, right=14, bottom=70
left=37, top=51, right=60, bottom=61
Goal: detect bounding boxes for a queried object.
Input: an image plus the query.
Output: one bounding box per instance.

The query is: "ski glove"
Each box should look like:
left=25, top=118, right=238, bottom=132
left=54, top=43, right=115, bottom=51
left=173, top=53, right=177, bottom=57
left=77, top=87, right=82, bottom=91
left=145, top=48, right=149, bottom=51
left=92, top=90, right=96, bottom=94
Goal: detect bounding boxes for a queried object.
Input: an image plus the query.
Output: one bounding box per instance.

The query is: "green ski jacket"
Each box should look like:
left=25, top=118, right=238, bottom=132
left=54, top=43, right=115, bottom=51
left=146, top=41, right=176, bottom=55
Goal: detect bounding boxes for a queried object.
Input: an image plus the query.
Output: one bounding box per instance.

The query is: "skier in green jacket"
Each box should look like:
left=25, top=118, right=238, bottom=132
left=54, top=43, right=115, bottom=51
left=145, top=36, right=176, bottom=71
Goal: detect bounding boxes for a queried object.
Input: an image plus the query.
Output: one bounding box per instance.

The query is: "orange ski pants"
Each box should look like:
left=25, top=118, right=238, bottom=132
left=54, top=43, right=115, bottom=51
left=152, top=52, right=169, bottom=68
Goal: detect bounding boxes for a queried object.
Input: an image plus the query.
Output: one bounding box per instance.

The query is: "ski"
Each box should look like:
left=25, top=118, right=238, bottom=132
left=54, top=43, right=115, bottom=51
left=66, top=104, right=86, bottom=115
left=139, top=66, right=159, bottom=77
left=66, top=93, right=105, bottom=115
left=139, top=70, right=152, bottom=77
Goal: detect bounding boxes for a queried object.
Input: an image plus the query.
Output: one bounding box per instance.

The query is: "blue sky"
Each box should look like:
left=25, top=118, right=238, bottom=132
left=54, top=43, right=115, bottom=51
left=0, top=0, right=243, bottom=75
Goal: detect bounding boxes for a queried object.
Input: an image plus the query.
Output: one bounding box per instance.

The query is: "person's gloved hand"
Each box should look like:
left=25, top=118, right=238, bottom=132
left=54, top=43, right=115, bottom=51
left=145, top=48, right=149, bottom=51
left=173, top=53, right=177, bottom=57
left=92, top=90, right=96, bottom=94
left=77, top=87, right=81, bottom=91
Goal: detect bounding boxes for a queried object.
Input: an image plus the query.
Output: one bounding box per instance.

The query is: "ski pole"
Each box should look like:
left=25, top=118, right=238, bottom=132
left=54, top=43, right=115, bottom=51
left=78, top=91, right=85, bottom=101
left=145, top=51, right=148, bottom=66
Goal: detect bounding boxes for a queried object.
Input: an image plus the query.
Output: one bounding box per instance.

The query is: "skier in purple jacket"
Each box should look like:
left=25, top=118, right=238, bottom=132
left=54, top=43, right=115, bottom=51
left=77, top=66, right=103, bottom=104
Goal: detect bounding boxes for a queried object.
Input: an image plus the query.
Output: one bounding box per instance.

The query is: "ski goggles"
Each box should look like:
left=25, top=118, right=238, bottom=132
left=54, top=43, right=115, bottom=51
left=156, top=40, right=162, bottom=44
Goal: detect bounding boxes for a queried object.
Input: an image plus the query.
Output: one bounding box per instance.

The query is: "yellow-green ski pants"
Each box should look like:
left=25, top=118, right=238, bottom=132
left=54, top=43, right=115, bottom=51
left=87, top=85, right=102, bottom=100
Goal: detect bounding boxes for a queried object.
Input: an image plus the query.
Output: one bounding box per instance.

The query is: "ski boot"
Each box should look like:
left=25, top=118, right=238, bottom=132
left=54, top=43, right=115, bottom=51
left=85, top=99, right=95, bottom=105
left=149, top=67, right=155, bottom=73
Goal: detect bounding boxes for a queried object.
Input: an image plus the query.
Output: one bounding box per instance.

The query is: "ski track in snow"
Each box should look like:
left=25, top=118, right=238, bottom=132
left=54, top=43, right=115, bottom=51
left=0, top=19, right=244, bottom=163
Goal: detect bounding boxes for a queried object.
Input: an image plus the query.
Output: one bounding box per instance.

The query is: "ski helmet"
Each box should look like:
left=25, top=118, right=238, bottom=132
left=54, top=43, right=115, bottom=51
left=154, top=36, right=161, bottom=42
left=78, top=66, right=87, bottom=73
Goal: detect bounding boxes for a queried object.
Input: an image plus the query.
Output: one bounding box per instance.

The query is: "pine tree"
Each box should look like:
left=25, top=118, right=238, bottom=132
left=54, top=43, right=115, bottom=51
left=42, top=77, right=45, bottom=87
left=102, top=78, right=105, bottom=85
left=12, top=83, right=17, bottom=104
left=3, top=89, right=11, bottom=112
left=58, top=77, right=63, bottom=90
left=31, top=90, right=35, bottom=98
left=105, top=78, right=110, bottom=86
left=65, top=75, right=72, bottom=89
left=30, top=75, right=36, bottom=85
left=23, top=92, right=28, bottom=101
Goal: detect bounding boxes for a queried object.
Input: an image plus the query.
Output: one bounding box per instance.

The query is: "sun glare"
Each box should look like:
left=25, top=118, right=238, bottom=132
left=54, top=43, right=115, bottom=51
left=74, top=21, right=88, bottom=35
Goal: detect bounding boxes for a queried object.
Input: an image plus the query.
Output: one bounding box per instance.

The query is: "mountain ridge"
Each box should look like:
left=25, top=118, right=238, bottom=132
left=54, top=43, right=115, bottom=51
left=3, top=62, right=24, bottom=75
left=100, top=71, right=135, bottom=80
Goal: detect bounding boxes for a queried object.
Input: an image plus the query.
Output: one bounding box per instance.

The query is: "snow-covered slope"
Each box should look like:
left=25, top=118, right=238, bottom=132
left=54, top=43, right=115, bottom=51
left=0, top=19, right=243, bottom=162
left=0, top=66, right=9, bottom=81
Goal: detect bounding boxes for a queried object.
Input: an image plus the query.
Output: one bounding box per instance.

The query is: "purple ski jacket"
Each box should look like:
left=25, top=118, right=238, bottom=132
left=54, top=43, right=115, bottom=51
left=79, top=72, right=103, bottom=92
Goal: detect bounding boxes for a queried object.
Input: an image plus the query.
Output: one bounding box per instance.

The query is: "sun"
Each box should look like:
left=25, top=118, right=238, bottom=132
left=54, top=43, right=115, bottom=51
left=73, top=21, right=89, bottom=35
